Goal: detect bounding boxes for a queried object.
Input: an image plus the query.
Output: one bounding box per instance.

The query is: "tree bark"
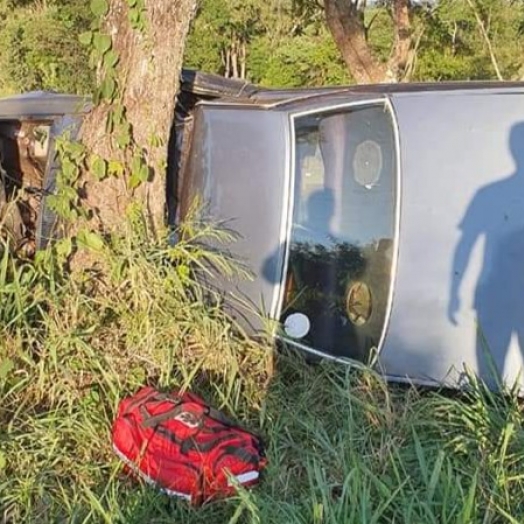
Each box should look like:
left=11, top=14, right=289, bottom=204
left=324, top=0, right=413, bottom=84
left=324, top=0, right=386, bottom=84
left=231, top=44, right=239, bottom=78
left=385, top=0, right=412, bottom=81
left=80, top=0, right=197, bottom=233
left=240, top=41, right=246, bottom=80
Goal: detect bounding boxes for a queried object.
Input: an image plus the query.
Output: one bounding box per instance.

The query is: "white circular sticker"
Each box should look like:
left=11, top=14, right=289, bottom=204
left=284, top=313, right=311, bottom=339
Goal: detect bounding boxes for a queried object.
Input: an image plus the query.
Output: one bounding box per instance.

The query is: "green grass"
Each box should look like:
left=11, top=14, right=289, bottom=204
left=2, top=222, right=524, bottom=523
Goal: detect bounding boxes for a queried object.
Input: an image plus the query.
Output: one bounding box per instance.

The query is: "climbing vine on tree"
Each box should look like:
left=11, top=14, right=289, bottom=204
left=47, top=0, right=197, bottom=245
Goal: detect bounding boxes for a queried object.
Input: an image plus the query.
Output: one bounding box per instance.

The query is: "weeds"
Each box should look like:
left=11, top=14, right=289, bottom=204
left=2, top=222, right=524, bottom=523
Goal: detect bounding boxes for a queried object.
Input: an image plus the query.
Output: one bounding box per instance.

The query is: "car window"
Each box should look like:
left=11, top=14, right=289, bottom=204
left=281, top=104, right=397, bottom=362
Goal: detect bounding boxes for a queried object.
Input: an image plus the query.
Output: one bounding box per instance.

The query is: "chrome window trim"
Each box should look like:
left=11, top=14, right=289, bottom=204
left=270, top=97, right=402, bottom=361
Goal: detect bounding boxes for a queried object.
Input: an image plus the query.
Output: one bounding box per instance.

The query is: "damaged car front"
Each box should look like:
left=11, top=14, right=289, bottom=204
left=0, top=91, right=89, bottom=256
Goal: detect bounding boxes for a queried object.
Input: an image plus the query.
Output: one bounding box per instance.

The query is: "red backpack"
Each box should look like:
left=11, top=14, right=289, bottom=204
left=112, top=386, right=266, bottom=504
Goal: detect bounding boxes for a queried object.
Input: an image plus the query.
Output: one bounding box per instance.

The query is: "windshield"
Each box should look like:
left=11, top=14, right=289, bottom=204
left=280, top=104, right=398, bottom=362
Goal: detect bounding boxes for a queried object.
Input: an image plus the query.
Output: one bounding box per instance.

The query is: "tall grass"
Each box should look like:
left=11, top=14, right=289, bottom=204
left=2, top=221, right=524, bottom=523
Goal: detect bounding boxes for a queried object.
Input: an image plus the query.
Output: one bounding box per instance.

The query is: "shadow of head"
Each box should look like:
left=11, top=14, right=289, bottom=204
left=305, top=187, right=335, bottom=229
left=509, top=122, right=524, bottom=172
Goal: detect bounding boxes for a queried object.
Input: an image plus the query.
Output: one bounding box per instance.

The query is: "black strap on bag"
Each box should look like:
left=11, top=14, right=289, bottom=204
left=132, top=390, right=265, bottom=455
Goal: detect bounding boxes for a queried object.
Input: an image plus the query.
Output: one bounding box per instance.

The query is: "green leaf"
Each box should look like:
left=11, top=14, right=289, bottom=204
left=89, top=49, right=99, bottom=69
left=128, top=0, right=138, bottom=7
left=55, top=238, right=73, bottom=259
left=129, top=7, right=146, bottom=30
left=90, top=155, right=108, bottom=180
left=114, top=121, right=132, bottom=149
left=0, top=358, right=14, bottom=381
left=79, top=31, right=93, bottom=46
left=61, top=186, right=78, bottom=201
left=61, top=157, right=78, bottom=181
left=104, top=50, right=119, bottom=69
left=130, top=154, right=142, bottom=174
left=129, top=9, right=140, bottom=24
left=128, top=171, right=141, bottom=189
left=93, top=33, right=112, bottom=55
left=90, top=0, right=109, bottom=17
left=100, top=76, right=116, bottom=101
left=77, top=230, right=105, bottom=251
left=112, top=104, right=124, bottom=125
left=128, top=156, right=148, bottom=189
left=108, top=160, right=124, bottom=177
left=148, top=134, right=164, bottom=148
left=139, top=164, right=149, bottom=183
left=67, top=141, right=86, bottom=161
left=0, top=451, right=6, bottom=471
left=116, top=131, right=130, bottom=149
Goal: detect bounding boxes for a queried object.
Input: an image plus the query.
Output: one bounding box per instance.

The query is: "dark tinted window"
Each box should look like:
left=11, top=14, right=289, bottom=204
left=280, top=105, right=397, bottom=362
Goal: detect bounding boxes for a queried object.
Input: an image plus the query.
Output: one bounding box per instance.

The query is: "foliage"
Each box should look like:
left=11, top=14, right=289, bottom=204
left=414, top=0, right=524, bottom=81
left=185, top=0, right=524, bottom=86
left=0, top=219, right=272, bottom=520
left=184, top=0, right=351, bottom=86
left=0, top=0, right=94, bottom=95
left=0, top=0, right=522, bottom=94
left=249, top=29, right=351, bottom=87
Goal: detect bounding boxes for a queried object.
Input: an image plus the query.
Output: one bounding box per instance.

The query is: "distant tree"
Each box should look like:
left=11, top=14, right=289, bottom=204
left=185, top=0, right=351, bottom=86
left=249, top=29, right=351, bottom=87
left=321, top=0, right=415, bottom=83
left=185, top=0, right=262, bottom=79
left=414, top=0, right=524, bottom=82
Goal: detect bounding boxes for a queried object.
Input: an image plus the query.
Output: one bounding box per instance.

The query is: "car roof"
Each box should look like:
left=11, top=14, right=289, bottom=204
left=0, top=91, right=90, bottom=118
left=181, top=69, right=524, bottom=109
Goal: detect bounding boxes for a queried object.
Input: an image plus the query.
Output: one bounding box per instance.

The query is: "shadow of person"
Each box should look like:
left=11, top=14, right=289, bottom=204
left=261, top=186, right=338, bottom=286
left=449, top=122, right=524, bottom=387
left=264, top=187, right=369, bottom=360
left=293, top=187, right=337, bottom=246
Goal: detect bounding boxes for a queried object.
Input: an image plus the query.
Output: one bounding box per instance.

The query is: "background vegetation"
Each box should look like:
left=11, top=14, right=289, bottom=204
left=1, top=0, right=524, bottom=95
left=184, top=0, right=524, bottom=85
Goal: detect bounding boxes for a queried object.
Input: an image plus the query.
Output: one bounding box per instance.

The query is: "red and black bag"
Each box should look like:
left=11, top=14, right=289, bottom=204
left=112, top=386, right=266, bottom=504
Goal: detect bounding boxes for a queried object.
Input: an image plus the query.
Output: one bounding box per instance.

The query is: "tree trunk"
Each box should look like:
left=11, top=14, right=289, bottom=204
left=224, top=48, right=231, bottom=78
left=324, top=0, right=413, bottom=84
left=240, top=41, right=246, bottom=80
left=231, top=44, right=239, bottom=78
left=324, top=0, right=386, bottom=84
left=385, top=0, right=412, bottom=81
left=80, top=0, right=197, bottom=233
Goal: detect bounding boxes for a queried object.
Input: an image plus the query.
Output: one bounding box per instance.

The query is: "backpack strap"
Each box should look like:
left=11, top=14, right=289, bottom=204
left=123, top=389, right=183, bottom=416
left=123, top=388, right=159, bottom=414
left=140, top=404, right=188, bottom=428
left=203, top=406, right=264, bottom=445
left=203, top=406, right=236, bottom=427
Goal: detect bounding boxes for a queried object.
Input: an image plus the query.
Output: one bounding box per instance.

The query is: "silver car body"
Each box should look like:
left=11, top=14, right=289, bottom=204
left=179, top=79, right=524, bottom=393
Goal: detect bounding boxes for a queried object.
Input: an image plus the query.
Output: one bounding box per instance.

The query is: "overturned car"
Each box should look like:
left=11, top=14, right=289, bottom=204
left=4, top=71, right=524, bottom=393
left=175, top=71, right=524, bottom=393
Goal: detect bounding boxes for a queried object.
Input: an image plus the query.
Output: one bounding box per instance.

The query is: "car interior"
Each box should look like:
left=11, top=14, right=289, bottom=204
left=0, top=120, right=51, bottom=257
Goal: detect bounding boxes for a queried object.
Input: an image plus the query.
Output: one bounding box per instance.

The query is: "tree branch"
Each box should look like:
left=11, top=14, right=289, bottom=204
left=364, top=11, right=380, bottom=37
left=324, top=0, right=386, bottom=83
left=402, top=25, right=425, bottom=82
left=385, top=0, right=412, bottom=82
left=464, top=0, right=503, bottom=80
